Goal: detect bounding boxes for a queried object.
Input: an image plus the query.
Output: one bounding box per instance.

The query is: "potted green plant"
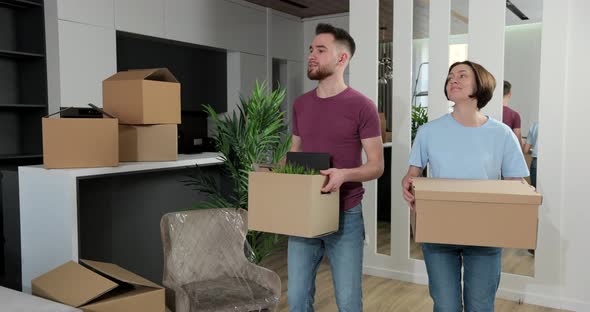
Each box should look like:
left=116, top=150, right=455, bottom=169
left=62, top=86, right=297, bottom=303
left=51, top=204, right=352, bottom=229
left=411, top=104, right=428, bottom=143
left=411, top=104, right=429, bottom=177
left=185, top=81, right=291, bottom=264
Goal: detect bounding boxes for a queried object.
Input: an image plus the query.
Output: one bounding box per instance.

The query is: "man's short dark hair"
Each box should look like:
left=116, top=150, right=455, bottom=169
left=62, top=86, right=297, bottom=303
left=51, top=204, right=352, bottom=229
left=315, top=23, right=356, bottom=58
left=503, top=80, right=512, bottom=96
left=444, top=60, right=496, bottom=110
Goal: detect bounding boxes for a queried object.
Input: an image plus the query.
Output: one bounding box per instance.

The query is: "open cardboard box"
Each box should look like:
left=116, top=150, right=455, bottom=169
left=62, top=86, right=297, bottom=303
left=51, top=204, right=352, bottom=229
left=411, top=177, right=542, bottom=249
left=103, top=68, right=181, bottom=125
left=31, top=259, right=164, bottom=312
left=248, top=168, right=339, bottom=238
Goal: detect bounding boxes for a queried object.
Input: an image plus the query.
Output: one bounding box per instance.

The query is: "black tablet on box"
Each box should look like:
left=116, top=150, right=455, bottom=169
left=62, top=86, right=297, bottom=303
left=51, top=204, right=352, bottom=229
left=286, top=152, right=331, bottom=171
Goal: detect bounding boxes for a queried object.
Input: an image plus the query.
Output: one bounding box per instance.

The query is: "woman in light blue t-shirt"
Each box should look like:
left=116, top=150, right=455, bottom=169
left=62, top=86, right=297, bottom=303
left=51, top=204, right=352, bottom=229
left=401, top=61, right=529, bottom=312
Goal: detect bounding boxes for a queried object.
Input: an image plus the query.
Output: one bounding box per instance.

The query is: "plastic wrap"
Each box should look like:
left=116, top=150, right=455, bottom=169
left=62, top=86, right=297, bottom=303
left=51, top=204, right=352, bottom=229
left=160, top=208, right=281, bottom=312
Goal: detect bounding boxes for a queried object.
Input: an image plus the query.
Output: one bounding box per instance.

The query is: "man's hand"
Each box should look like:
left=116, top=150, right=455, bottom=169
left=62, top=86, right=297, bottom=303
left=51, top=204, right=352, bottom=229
left=320, top=168, right=348, bottom=193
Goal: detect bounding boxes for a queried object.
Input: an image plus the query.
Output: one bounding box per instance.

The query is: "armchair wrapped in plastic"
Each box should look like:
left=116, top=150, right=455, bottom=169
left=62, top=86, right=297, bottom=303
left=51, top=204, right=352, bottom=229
left=160, top=208, right=281, bottom=312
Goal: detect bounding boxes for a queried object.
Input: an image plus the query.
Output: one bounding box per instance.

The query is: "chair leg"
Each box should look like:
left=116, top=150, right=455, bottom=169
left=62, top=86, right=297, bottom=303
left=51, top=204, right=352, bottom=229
left=174, top=291, right=191, bottom=312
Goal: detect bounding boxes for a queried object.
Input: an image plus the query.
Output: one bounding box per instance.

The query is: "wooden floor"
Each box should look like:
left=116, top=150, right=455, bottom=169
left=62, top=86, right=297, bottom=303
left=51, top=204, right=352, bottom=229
left=376, top=222, right=535, bottom=277
left=260, top=248, right=566, bottom=312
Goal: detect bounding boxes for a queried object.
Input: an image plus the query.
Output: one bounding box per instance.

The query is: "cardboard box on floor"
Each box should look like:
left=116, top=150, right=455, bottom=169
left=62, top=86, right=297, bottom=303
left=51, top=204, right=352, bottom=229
left=248, top=169, right=339, bottom=238
left=411, top=178, right=542, bottom=249
left=103, top=68, right=181, bottom=125
left=119, top=124, right=177, bottom=162
left=42, top=117, right=118, bottom=169
left=32, top=259, right=165, bottom=312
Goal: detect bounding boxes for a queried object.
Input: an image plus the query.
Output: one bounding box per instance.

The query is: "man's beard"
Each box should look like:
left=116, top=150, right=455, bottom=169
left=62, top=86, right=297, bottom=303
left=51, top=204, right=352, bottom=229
left=307, top=64, right=334, bottom=80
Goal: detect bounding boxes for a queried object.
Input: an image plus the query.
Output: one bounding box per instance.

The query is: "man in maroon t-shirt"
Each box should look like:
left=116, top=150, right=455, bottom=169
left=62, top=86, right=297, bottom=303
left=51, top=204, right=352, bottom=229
left=502, top=80, right=523, bottom=148
left=287, top=24, right=384, bottom=312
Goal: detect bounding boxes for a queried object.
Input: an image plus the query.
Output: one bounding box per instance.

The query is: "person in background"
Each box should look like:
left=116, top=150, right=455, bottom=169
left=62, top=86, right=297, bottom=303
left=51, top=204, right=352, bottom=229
left=401, top=61, right=529, bottom=312
left=502, top=80, right=524, bottom=148
left=524, top=121, right=539, bottom=188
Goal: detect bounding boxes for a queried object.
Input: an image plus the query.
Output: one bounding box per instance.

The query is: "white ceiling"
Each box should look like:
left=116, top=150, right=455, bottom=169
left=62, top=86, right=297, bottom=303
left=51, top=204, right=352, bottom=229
left=413, top=0, right=544, bottom=39
left=414, top=0, right=543, bottom=38
left=242, top=0, right=543, bottom=41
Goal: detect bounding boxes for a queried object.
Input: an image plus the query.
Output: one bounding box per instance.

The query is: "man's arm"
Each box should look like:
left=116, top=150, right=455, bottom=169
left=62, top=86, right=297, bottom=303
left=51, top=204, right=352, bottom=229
left=513, top=128, right=524, bottom=148
left=523, top=143, right=532, bottom=155
left=290, top=135, right=302, bottom=152
left=320, top=136, right=384, bottom=193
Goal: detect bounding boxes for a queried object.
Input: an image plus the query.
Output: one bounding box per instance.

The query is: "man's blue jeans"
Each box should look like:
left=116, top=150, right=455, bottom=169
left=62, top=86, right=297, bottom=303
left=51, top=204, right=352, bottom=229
left=287, top=204, right=364, bottom=312
left=422, top=243, right=502, bottom=312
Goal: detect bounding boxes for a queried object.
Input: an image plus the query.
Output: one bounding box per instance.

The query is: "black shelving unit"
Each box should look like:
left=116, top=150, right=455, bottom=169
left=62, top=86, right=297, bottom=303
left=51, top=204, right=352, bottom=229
left=0, top=0, right=46, bottom=291
left=0, top=0, right=42, bottom=10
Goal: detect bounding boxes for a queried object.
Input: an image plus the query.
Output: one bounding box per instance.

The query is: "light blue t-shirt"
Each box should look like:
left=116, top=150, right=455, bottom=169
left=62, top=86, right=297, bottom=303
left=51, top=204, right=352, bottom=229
left=526, top=122, right=539, bottom=158
left=409, top=114, right=529, bottom=180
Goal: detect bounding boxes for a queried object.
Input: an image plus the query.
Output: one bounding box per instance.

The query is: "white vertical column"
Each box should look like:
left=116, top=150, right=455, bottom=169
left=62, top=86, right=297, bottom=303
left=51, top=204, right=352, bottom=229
left=349, top=0, right=379, bottom=257
left=389, top=0, right=414, bottom=267
left=428, top=0, right=451, bottom=120
left=468, top=1, right=505, bottom=121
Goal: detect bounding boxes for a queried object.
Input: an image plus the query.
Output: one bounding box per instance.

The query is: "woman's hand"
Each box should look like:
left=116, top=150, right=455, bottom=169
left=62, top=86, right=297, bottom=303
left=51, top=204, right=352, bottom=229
left=402, top=174, right=416, bottom=210
left=402, top=166, right=423, bottom=211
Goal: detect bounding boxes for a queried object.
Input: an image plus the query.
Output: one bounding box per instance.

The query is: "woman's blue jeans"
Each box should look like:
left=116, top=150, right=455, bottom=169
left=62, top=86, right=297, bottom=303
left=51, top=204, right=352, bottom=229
left=422, top=243, right=502, bottom=312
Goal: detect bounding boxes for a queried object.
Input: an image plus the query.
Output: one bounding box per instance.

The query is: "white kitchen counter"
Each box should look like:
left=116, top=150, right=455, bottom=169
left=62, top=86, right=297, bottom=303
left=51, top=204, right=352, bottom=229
left=18, top=153, right=223, bottom=292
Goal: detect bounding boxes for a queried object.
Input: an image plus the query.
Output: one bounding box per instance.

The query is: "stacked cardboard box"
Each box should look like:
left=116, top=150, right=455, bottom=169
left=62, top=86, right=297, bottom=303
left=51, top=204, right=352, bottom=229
left=379, top=112, right=392, bottom=143
left=103, top=68, right=180, bottom=162
left=411, top=177, right=542, bottom=249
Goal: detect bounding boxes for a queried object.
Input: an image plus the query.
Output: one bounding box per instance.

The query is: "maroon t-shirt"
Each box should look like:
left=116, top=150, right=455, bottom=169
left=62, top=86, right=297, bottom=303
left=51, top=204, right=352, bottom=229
left=503, top=106, right=521, bottom=130
left=292, top=87, right=381, bottom=210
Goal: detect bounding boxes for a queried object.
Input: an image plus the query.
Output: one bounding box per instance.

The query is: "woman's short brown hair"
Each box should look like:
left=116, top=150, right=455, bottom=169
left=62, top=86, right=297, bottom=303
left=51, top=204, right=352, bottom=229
left=444, top=60, right=496, bottom=110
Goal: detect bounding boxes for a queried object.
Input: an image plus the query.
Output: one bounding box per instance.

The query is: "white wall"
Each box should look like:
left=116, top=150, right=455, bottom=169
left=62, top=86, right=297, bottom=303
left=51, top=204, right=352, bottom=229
left=57, top=20, right=116, bottom=109
left=114, top=0, right=166, bottom=38
left=301, top=14, right=350, bottom=93
left=349, top=0, right=379, bottom=265
left=271, top=11, right=303, bottom=62
left=225, top=52, right=242, bottom=117
left=557, top=0, right=590, bottom=309
left=504, top=23, right=542, bottom=135
left=427, top=0, right=450, bottom=121
left=57, top=0, right=114, bottom=28
left=210, top=51, right=268, bottom=137
left=164, top=0, right=267, bottom=56
left=46, top=0, right=303, bottom=114
left=268, top=11, right=304, bottom=130
left=468, top=0, right=505, bottom=121
left=412, top=39, right=429, bottom=108
left=240, top=53, right=268, bottom=98
left=285, top=60, right=303, bottom=128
